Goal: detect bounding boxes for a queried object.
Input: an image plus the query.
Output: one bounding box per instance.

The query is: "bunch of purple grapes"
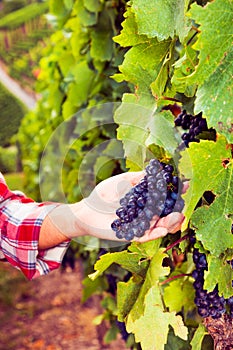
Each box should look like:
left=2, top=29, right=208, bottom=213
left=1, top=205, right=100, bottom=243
left=174, top=109, right=231, bottom=319
left=192, top=219, right=233, bottom=319
left=111, top=159, right=184, bottom=241
left=192, top=248, right=226, bottom=319
left=174, top=110, right=209, bottom=147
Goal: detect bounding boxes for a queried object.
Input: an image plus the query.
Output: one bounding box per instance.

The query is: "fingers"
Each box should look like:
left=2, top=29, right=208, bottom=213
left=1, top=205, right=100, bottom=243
left=136, top=226, right=168, bottom=243
left=156, top=212, right=185, bottom=233
left=135, top=212, right=184, bottom=243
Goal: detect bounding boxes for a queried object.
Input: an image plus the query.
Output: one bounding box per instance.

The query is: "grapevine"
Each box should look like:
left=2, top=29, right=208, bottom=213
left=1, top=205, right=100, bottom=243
left=18, top=0, right=233, bottom=349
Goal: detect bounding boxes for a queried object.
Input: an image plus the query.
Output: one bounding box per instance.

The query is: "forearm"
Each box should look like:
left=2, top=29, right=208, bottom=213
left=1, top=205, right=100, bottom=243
left=39, top=202, right=86, bottom=249
left=39, top=213, right=70, bottom=249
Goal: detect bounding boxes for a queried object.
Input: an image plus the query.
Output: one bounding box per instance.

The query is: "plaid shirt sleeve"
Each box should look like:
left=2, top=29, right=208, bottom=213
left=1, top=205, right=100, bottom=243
left=0, top=173, right=70, bottom=279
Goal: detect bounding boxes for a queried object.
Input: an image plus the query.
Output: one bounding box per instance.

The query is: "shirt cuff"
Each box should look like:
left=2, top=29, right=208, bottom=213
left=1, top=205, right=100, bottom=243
left=0, top=201, right=70, bottom=279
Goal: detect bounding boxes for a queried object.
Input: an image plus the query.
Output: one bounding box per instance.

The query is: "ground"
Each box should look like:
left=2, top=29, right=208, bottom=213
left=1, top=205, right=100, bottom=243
left=0, top=262, right=127, bottom=350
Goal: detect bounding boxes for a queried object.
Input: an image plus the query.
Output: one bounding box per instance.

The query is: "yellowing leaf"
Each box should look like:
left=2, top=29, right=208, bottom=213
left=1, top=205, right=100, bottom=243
left=127, top=286, right=188, bottom=350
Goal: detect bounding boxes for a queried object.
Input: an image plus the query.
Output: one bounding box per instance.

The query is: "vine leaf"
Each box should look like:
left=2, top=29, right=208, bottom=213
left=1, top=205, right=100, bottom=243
left=191, top=194, right=233, bottom=256
left=187, top=0, right=233, bottom=142
left=113, top=6, right=148, bottom=47
left=194, top=48, right=233, bottom=144
left=179, top=136, right=232, bottom=230
left=191, top=159, right=233, bottom=256
left=112, top=38, right=171, bottom=97
left=171, top=44, right=197, bottom=97
left=127, top=286, right=188, bottom=350
left=63, top=61, right=96, bottom=118
left=187, top=0, right=233, bottom=85
left=117, top=277, right=143, bottom=322
left=190, top=323, right=207, bottom=350
left=131, top=0, right=191, bottom=42
left=205, top=256, right=233, bottom=298
left=146, top=110, right=179, bottom=156
left=90, top=31, right=113, bottom=62
left=126, top=248, right=169, bottom=324
left=83, top=0, right=101, bottom=13
left=129, top=237, right=161, bottom=258
left=73, top=0, right=98, bottom=26
left=88, top=251, right=149, bottom=281
left=114, top=95, right=154, bottom=169
left=114, top=100, right=179, bottom=169
left=163, top=279, right=195, bottom=314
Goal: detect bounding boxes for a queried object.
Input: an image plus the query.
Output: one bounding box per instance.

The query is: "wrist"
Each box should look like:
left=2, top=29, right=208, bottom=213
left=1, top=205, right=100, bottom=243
left=68, top=200, right=92, bottom=238
left=43, top=201, right=88, bottom=240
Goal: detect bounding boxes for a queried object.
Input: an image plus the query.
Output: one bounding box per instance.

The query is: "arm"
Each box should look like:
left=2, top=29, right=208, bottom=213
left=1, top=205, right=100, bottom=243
left=40, top=171, right=185, bottom=245
left=0, top=173, right=70, bottom=279
left=0, top=171, right=185, bottom=279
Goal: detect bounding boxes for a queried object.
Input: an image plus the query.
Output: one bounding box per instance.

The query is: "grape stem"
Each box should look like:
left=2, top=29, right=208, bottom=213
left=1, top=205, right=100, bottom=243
left=163, top=233, right=190, bottom=253
left=160, top=273, right=190, bottom=286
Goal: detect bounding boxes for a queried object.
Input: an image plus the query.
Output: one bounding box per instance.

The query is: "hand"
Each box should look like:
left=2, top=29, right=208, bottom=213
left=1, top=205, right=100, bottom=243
left=70, top=171, right=185, bottom=243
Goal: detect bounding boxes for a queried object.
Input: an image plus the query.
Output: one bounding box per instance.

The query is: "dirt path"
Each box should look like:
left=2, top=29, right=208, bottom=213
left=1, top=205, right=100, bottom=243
left=0, top=262, right=127, bottom=350
left=0, top=61, right=37, bottom=110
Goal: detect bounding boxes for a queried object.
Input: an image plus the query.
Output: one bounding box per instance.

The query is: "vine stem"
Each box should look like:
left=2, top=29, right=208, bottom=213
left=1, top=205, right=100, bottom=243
left=159, top=273, right=190, bottom=286
left=161, top=96, right=181, bottom=102
left=163, top=233, right=190, bottom=253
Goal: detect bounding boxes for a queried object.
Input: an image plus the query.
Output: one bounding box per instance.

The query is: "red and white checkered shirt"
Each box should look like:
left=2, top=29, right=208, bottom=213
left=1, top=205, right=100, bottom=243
left=0, top=173, right=70, bottom=279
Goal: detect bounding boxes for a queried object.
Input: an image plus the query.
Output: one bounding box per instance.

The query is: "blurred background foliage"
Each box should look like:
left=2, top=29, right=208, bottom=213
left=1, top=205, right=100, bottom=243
left=0, top=1, right=132, bottom=344
left=18, top=0, right=129, bottom=202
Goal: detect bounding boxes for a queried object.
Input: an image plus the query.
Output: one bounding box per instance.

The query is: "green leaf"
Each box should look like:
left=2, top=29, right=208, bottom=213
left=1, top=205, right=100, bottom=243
left=204, top=255, right=233, bottom=298
left=165, top=328, right=192, bottom=350
left=114, top=99, right=179, bottom=168
left=103, top=324, right=119, bottom=343
left=117, top=276, right=143, bottom=322
left=150, top=42, right=175, bottom=98
left=194, top=48, right=233, bottom=143
left=187, top=0, right=233, bottom=85
left=83, top=0, right=102, bottom=13
left=171, top=44, right=198, bottom=97
left=164, top=279, right=195, bottom=314
left=64, top=0, right=74, bottom=10
left=126, top=248, right=170, bottom=325
left=190, top=323, right=207, bottom=350
left=91, top=31, right=113, bottom=62
left=113, top=6, right=149, bottom=47
left=129, top=238, right=162, bottom=258
left=127, top=286, right=188, bottom=350
left=63, top=61, right=96, bottom=115
left=82, top=276, right=108, bottom=302
left=115, top=38, right=171, bottom=96
left=49, top=0, right=67, bottom=16
left=58, top=51, right=76, bottom=77
left=73, top=0, right=98, bottom=26
left=191, top=159, right=233, bottom=256
left=114, top=95, right=155, bottom=169
left=131, top=0, right=191, bottom=42
left=69, top=17, right=90, bottom=59
left=145, top=110, right=180, bottom=156
left=88, top=251, right=149, bottom=280
left=179, top=136, right=232, bottom=229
